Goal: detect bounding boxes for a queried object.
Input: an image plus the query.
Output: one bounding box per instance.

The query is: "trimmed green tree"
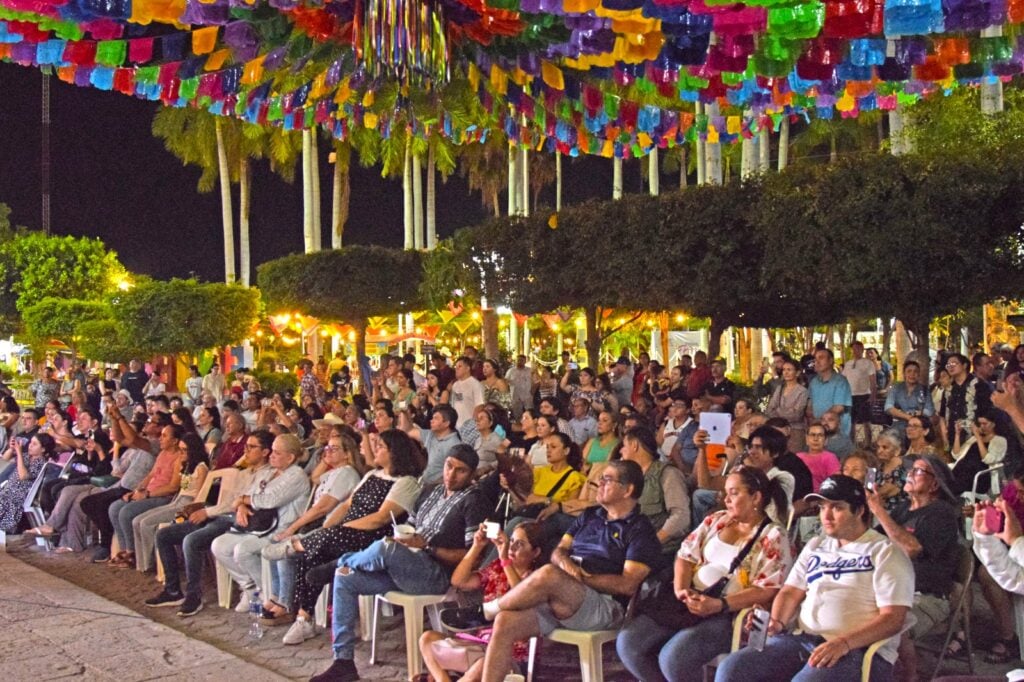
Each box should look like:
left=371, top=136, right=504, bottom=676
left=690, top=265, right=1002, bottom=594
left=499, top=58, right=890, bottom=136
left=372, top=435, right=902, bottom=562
left=257, top=246, right=423, bottom=362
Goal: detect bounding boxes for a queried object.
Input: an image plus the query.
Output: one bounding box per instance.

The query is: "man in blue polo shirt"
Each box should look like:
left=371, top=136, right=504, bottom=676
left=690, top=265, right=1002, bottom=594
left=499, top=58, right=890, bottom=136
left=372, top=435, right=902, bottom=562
left=479, top=459, right=660, bottom=680
left=807, top=348, right=853, bottom=438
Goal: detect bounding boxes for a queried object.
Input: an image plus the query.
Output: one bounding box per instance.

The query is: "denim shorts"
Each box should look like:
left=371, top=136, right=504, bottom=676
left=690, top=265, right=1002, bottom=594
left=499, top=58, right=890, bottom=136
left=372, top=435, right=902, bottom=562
left=534, top=585, right=624, bottom=636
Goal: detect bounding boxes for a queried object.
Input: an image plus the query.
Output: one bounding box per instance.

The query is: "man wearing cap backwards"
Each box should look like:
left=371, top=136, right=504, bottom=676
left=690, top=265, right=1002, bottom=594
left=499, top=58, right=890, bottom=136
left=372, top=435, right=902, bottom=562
left=311, top=444, right=487, bottom=682
left=868, top=453, right=961, bottom=682
left=716, top=474, right=914, bottom=682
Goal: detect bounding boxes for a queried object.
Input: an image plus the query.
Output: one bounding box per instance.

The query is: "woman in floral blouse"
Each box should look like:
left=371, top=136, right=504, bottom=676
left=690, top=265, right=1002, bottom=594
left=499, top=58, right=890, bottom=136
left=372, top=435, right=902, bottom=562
left=617, top=467, right=794, bottom=682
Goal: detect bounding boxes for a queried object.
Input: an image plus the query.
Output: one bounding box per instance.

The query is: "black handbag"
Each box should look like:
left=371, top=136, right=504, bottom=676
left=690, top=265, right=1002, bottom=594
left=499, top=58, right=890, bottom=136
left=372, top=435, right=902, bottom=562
left=229, top=508, right=278, bottom=537
left=637, top=517, right=770, bottom=629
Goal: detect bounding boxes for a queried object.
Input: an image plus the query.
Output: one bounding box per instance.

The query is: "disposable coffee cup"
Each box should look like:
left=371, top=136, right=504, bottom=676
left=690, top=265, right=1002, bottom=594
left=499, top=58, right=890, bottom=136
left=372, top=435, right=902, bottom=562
left=393, top=523, right=415, bottom=541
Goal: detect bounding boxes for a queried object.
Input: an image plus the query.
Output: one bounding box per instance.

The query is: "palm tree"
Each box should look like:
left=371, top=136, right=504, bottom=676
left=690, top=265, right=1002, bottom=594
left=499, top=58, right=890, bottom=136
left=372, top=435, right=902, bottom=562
left=788, top=112, right=883, bottom=165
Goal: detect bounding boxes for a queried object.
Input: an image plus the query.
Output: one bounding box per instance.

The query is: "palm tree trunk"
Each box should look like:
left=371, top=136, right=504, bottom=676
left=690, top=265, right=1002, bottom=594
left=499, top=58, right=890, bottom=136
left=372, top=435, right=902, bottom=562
left=648, top=148, right=659, bottom=196
left=426, top=146, right=437, bottom=250
left=759, top=127, right=770, bottom=172
left=302, top=129, right=314, bottom=253
left=704, top=101, right=722, bottom=185
left=238, top=157, right=251, bottom=286
left=520, top=147, right=530, bottom=216
left=214, top=118, right=236, bottom=283
left=555, top=152, right=563, bottom=211
left=311, top=132, right=321, bottom=251
left=680, top=146, right=688, bottom=188
left=413, top=153, right=423, bottom=249
left=403, top=137, right=413, bottom=250
left=331, top=142, right=350, bottom=249
left=778, top=118, right=790, bottom=171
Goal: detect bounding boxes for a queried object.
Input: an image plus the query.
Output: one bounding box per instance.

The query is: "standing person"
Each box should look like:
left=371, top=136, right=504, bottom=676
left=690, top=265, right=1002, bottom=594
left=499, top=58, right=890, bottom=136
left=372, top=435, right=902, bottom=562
left=431, top=353, right=456, bottom=393
left=715, top=475, right=914, bottom=682
left=686, top=351, right=712, bottom=401
left=944, top=353, right=993, bottom=450
left=704, top=358, right=735, bottom=414
left=121, top=359, right=149, bottom=406
left=505, top=355, right=534, bottom=419
left=755, top=352, right=789, bottom=403
left=807, top=348, right=853, bottom=440
left=842, top=341, right=877, bottom=446
left=884, top=360, right=934, bottom=441
left=610, top=357, right=634, bottom=410
left=449, top=357, right=485, bottom=433
left=481, top=359, right=512, bottom=412
left=479, top=460, right=660, bottom=682
left=202, top=364, right=226, bottom=402
left=765, top=358, right=809, bottom=454
left=184, top=365, right=203, bottom=405
left=30, top=367, right=60, bottom=410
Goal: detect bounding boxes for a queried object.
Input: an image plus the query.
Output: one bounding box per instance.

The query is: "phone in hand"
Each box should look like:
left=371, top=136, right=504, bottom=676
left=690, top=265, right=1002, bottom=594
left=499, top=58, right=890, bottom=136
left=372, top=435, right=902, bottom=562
left=985, top=505, right=1006, bottom=534
left=748, top=607, right=770, bottom=651
left=865, top=467, right=878, bottom=491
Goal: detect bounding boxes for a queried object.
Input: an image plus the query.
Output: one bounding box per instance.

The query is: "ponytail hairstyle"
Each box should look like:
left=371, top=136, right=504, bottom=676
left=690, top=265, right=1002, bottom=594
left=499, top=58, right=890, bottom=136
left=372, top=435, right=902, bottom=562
left=549, top=431, right=583, bottom=471
left=730, top=465, right=789, bottom=523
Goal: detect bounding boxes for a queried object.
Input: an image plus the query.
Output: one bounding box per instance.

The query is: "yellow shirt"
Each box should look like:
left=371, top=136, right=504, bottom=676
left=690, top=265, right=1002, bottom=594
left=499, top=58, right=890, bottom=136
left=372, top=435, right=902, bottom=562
left=532, top=465, right=586, bottom=503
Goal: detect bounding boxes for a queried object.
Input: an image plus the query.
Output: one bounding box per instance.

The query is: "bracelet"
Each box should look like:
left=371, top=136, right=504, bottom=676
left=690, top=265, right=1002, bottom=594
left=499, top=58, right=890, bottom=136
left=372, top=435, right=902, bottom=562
left=500, top=558, right=512, bottom=568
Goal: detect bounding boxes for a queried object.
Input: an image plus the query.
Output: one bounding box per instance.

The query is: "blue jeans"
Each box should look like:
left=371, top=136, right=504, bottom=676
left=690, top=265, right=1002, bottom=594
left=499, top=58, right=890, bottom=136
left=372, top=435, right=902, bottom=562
left=112, top=496, right=172, bottom=551
left=331, top=539, right=450, bottom=660
left=692, top=489, right=721, bottom=525
left=617, top=613, right=733, bottom=682
left=268, top=558, right=296, bottom=611
left=156, top=515, right=233, bottom=599
left=715, top=632, right=894, bottom=682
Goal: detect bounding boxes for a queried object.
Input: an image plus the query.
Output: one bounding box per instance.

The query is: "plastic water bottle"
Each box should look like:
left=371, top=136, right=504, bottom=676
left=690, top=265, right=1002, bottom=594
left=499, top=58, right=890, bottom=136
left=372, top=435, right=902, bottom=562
left=248, top=589, right=263, bottom=640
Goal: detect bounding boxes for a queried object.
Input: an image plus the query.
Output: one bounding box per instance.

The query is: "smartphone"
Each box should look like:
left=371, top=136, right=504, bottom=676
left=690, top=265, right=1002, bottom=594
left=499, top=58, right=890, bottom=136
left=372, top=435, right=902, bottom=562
left=865, top=467, right=878, bottom=491
left=985, top=506, right=1005, bottom=534
left=484, top=521, right=501, bottom=539
left=748, top=607, right=770, bottom=651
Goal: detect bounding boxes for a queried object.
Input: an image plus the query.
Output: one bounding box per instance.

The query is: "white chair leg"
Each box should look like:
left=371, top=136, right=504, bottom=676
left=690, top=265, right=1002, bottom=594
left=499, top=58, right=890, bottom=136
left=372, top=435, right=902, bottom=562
left=427, top=603, right=442, bottom=632
left=359, top=595, right=374, bottom=641
left=527, top=637, right=538, bottom=682
left=370, top=596, right=381, bottom=665
left=404, top=605, right=426, bottom=680
left=216, top=562, right=234, bottom=609
left=579, top=641, right=603, bottom=682
left=314, top=584, right=330, bottom=628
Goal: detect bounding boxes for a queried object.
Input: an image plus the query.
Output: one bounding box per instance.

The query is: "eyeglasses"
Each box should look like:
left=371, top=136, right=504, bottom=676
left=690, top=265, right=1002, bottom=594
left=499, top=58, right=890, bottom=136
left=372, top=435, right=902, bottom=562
left=807, top=432, right=826, bottom=438
left=908, top=467, right=934, bottom=479
left=244, top=443, right=263, bottom=450
left=597, top=476, right=623, bottom=487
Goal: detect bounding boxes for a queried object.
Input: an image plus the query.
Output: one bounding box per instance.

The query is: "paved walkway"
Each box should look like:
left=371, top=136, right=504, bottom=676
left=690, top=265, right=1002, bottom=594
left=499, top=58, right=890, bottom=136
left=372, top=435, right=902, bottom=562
left=0, top=549, right=287, bottom=681
left=4, top=536, right=1022, bottom=681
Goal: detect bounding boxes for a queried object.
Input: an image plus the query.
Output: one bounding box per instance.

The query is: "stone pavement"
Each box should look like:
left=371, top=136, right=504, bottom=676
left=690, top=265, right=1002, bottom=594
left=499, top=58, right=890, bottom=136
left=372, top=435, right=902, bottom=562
left=4, top=536, right=1023, bottom=681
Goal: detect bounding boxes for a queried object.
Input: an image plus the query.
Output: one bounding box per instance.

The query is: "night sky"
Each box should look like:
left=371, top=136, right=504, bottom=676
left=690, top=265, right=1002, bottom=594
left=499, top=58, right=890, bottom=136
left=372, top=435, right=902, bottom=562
left=0, top=61, right=633, bottom=283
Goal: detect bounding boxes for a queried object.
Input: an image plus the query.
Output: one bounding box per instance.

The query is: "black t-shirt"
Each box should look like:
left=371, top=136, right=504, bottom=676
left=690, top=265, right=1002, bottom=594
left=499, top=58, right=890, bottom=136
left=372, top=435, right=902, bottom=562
left=775, top=451, right=814, bottom=500
left=705, top=378, right=736, bottom=413
left=121, top=370, right=149, bottom=403
left=886, top=499, right=960, bottom=597
left=329, top=371, right=350, bottom=398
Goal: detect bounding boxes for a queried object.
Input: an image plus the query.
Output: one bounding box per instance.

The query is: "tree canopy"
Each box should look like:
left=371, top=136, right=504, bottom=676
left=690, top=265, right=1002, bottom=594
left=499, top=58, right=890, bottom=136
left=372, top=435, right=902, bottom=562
left=22, top=298, right=111, bottom=358
left=108, top=279, right=260, bottom=357
left=258, top=246, right=423, bottom=359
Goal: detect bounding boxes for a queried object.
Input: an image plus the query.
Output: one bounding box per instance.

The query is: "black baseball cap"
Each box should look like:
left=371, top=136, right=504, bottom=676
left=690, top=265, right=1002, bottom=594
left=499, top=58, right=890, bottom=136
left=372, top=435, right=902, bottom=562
left=804, top=474, right=866, bottom=508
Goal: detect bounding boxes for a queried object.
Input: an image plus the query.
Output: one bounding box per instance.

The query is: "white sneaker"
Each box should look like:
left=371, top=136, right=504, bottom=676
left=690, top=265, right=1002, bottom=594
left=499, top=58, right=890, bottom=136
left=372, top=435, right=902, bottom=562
left=234, top=591, right=251, bottom=614
left=282, top=616, right=316, bottom=645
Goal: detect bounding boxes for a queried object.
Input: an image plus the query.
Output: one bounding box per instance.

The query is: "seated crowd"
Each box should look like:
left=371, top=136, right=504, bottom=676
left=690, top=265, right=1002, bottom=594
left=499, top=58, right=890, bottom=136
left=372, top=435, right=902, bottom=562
left=4, top=345, right=1024, bottom=682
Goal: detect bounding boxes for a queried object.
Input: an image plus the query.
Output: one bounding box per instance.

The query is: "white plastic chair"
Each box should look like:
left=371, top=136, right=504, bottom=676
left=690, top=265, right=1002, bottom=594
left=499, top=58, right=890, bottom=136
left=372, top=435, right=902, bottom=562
left=962, top=463, right=1005, bottom=540
left=526, top=627, right=618, bottom=682
left=368, top=590, right=451, bottom=679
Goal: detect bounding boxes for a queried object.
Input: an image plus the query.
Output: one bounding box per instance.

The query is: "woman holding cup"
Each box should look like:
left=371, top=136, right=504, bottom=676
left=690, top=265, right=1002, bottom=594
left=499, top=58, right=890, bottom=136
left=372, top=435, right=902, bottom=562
left=418, top=521, right=545, bottom=682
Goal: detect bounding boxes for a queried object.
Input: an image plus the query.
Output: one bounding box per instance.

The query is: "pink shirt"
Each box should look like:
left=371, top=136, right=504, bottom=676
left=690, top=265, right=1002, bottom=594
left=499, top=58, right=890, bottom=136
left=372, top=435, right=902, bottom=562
left=796, top=450, right=840, bottom=492
left=146, top=451, right=179, bottom=493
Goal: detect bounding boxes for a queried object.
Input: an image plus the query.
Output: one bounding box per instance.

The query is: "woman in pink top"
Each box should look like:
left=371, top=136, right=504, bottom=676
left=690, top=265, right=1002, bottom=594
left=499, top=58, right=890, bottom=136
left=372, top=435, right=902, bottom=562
left=796, top=422, right=840, bottom=492
left=108, top=424, right=185, bottom=569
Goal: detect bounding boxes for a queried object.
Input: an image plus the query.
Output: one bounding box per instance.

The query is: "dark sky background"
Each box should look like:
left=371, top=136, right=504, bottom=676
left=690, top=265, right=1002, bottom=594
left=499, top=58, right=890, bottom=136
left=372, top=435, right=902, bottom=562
left=0, top=62, right=634, bottom=283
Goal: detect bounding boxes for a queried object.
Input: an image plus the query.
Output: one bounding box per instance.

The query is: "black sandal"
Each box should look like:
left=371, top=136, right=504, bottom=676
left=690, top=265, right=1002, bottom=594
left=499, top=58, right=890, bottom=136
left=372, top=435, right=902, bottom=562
left=944, top=630, right=968, bottom=659
left=984, top=636, right=1019, bottom=664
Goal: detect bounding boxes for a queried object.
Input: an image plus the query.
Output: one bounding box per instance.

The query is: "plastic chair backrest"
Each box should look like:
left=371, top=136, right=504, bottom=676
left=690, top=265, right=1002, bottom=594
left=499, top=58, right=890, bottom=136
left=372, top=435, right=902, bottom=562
left=22, top=460, right=63, bottom=512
